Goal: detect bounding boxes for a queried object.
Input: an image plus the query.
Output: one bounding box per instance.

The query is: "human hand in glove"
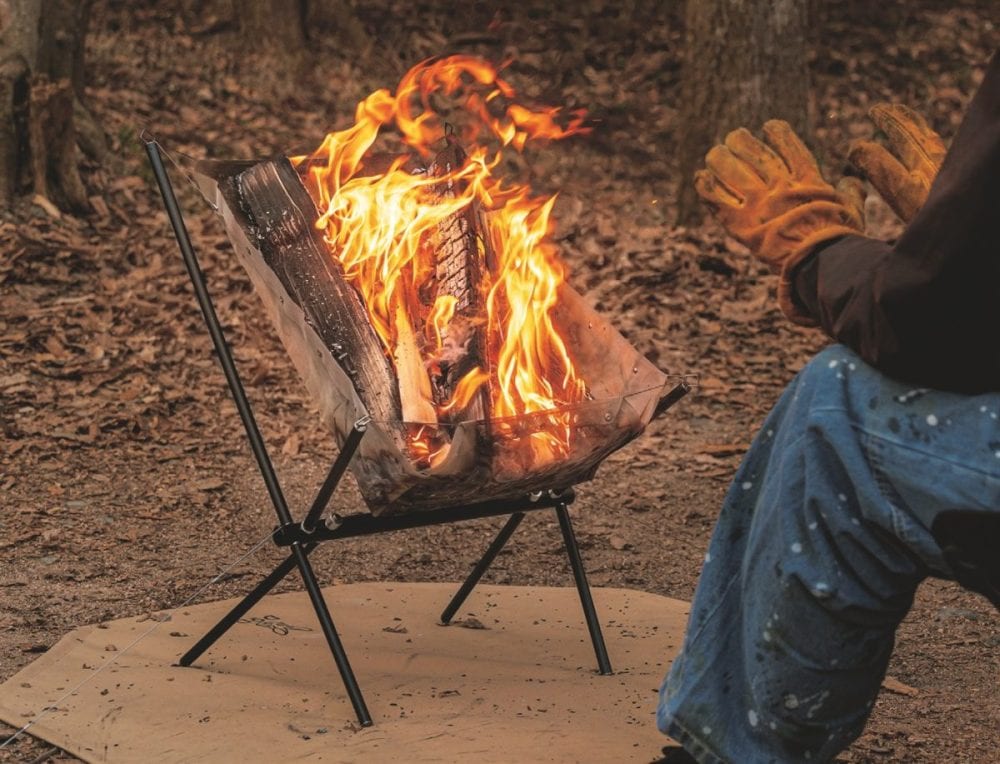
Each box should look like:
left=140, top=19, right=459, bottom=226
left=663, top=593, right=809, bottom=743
left=695, top=120, right=865, bottom=325
left=848, top=103, right=946, bottom=223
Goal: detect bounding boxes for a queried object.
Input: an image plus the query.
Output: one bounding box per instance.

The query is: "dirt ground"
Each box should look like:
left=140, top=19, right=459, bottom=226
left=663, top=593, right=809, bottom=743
left=1, top=2, right=998, bottom=762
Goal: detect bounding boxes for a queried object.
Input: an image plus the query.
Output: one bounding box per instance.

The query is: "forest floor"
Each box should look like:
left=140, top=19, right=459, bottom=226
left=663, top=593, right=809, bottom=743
left=1, top=2, right=998, bottom=762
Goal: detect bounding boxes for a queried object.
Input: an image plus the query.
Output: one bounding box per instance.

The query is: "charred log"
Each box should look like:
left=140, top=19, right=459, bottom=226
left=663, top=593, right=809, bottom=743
left=236, top=157, right=403, bottom=430
left=426, top=139, right=493, bottom=423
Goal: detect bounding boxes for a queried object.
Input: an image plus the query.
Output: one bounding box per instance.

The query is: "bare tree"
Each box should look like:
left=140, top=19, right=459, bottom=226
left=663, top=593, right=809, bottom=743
left=0, top=0, right=97, bottom=212
left=304, top=0, right=369, bottom=50
left=240, top=0, right=307, bottom=51
left=675, top=0, right=810, bottom=225
left=237, top=0, right=369, bottom=52
left=234, top=0, right=369, bottom=90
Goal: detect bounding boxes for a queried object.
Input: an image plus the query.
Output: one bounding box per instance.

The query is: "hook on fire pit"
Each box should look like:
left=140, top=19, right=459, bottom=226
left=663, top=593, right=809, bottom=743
left=652, top=375, right=697, bottom=422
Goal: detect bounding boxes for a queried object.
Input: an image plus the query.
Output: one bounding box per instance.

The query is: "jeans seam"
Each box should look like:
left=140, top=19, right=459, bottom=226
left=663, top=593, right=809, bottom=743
left=862, top=434, right=911, bottom=542
left=682, top=572, right=740, bottom=647
left=841, top=420, right=1000, bottom=481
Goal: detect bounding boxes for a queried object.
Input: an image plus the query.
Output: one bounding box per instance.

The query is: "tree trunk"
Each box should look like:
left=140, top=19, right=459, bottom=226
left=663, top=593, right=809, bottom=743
left=28, top=76, right=87, bottom=210
left=240, top=0, right=307, bottom=50
left=675, top=0, right=810, bottom=225
left=0, top=0, right=97, bottom=211
left=236, top=0, right=310, bottom=93
left=0, top=0, right=39, bottom=207
left=0, top=55, right=28, bottom=207
left=304, top=0, right=370, bottom=53
left=36, top=0, right=88, bottom=96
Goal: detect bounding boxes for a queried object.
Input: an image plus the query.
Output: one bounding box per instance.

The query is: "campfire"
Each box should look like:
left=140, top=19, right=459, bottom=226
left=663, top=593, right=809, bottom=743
left=183, top=56, right=680, bottom=514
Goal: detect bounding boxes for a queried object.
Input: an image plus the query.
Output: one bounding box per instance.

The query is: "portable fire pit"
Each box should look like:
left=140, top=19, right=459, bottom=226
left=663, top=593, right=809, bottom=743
left=143, top=57, right=691, bottom=727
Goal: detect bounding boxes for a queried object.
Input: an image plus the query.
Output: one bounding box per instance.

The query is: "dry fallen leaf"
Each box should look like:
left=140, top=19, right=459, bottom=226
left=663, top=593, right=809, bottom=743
left=698, top=443, right=751, bottom=457
left=193, top=478, right=226, bottom=492
left=451, top=617, right=488, bottom=630
left=282, top=433, right=300, bottom=456
left=882, top=675, right=919, bottom=697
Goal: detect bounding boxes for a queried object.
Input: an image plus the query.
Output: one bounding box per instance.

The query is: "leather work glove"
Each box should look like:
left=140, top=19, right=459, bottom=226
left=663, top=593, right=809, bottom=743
left=848, top=103, right=946, bottom=223
left=695, top=120, right=865, bottom=326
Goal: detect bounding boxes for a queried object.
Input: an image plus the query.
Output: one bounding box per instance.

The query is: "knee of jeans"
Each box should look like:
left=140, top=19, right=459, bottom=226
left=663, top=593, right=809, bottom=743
left=777, top=508, right=924, bottom=624
left=747, top=673, right=875, bottom=761
left=743, top=591, right=893, bottom=752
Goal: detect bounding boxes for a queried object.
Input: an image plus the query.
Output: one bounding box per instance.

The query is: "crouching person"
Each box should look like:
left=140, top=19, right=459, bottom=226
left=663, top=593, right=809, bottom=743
left=658, top=51, right=999, bottom=763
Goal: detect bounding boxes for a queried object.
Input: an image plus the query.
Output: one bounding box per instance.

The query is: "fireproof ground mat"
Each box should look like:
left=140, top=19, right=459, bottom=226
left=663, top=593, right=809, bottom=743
left=0, top=583, right=689, bottom=763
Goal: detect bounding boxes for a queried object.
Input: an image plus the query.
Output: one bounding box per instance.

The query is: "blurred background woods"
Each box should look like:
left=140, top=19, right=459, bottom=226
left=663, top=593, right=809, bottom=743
left=0, top=0, right=993, bottom=219
left=0, top=3, right=997, bottom=763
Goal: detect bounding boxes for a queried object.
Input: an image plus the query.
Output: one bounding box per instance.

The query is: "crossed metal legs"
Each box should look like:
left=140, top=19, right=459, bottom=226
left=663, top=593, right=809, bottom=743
left=440, top=503, right=613, bottom=675
left=177, top=538, right=373, bottom=726
left=178, top=502, right=612, bottom=726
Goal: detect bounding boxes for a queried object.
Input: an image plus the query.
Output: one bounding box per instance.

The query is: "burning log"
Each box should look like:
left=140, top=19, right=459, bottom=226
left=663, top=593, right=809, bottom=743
left=390, top=287, right=437, bottom=425
left=425, top=139, right=493, bottom=425
left=236, top=158, right=404, bottom=432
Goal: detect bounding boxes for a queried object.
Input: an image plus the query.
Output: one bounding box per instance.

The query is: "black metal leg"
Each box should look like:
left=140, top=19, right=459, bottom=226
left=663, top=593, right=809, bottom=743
left=291, top=542, right=372, bottom=726
left=179, top=544, right=316, bottom=667
left=440, top=512, right=525, bottom=624
left=179, top=537, right=372, bottom=726
left=145, top=140, right=295, bottom=529
left=148, top=141, right=372, bottom=726
left=300, top=419, right=369, bottom=534
left=555, top=504, right=613, bottom=675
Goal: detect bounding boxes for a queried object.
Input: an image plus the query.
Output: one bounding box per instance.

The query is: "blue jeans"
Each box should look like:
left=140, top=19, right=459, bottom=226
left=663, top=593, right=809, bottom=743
left=657, top=345, right=1000, bottom=763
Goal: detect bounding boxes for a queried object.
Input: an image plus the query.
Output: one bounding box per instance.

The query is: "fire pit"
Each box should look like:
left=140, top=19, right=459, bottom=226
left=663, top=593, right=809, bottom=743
left=144, top=56, right=690, bottom=726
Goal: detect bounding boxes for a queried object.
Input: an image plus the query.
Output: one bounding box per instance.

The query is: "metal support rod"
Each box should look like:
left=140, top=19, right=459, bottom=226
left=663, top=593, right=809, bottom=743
left=300, top=418, right=369, bottom=534
left=178, top=544, right=315, bottom=667
left=440, top=512, right=525, bottom=624
left=555, top=504, right=613, bottom=675
left=273, top=489, right=572, bottom=546
left=144, top=140, right=294, bottom=528
left=291, top=542, right=372, bottom=726
left=147, top=141, right=370, bottom=725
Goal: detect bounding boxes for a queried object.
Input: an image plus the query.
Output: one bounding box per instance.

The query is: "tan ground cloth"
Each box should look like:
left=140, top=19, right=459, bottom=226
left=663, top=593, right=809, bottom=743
left=0, top=583, right=689, bottom=762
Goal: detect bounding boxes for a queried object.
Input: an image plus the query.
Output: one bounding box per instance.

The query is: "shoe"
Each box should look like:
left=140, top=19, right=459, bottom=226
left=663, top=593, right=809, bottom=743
left=652, top=745, right=699, bottom=763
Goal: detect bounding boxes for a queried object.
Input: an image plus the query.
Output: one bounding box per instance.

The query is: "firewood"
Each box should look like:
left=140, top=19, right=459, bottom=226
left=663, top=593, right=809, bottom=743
left=188, top=152, right=679, bottom=513
left=235, top=157, right=403, bottom=430
left=391, top=290, right=437, bottom=424
left=426, top=139, right=493, bottom=423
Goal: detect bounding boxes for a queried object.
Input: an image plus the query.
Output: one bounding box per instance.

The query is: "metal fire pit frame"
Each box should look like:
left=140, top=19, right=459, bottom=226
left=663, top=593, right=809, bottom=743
left=145, top=138, right=690, bottom=727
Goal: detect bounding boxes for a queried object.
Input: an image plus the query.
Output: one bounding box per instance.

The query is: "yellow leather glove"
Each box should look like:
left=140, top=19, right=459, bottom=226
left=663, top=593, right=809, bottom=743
left=848, top=103, right=946, bottom=223
left=695, top=120, right=865, bottom=325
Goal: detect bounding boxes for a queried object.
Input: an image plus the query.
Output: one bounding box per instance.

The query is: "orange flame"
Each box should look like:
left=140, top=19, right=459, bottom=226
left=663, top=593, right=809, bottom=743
left=427, top=295, right=458, bottom=351
left=293, top=56, right=590, bottom=465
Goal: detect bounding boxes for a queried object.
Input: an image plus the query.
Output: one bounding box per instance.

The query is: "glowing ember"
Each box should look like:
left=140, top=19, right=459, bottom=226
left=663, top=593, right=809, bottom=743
left=292, top=56, right=590, bottom=466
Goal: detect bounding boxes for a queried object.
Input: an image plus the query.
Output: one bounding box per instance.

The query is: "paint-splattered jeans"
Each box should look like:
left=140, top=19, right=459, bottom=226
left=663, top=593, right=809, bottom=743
left=657, top=345, right=1000, bottom=763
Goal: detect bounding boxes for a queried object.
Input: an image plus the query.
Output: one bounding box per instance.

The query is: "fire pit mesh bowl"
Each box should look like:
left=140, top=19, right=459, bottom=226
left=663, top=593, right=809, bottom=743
left=357, top=384, right=667, bottom=512
left=172, top=149, right=685, bottom=516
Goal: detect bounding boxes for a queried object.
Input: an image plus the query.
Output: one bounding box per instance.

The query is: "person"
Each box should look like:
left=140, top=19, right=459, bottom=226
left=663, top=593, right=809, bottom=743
left=656, top=50, right=999, bottom=763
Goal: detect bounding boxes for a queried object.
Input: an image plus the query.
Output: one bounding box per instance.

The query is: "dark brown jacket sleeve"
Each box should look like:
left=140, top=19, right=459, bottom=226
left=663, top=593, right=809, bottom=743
left=793, top=51, right=1000, bottom=394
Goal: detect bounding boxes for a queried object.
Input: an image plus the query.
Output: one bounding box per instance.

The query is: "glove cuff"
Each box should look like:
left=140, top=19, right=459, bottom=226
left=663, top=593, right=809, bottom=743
left=776, top=226, right=858, bottom=327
